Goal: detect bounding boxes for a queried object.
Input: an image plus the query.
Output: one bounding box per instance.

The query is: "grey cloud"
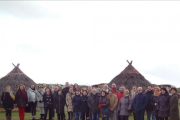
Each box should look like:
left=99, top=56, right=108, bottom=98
left=0, top=1, right=60, bottom=19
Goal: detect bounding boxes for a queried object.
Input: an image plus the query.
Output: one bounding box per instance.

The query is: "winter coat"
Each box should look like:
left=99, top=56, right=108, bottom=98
left=157, top=93, right=170, bottom=117
left=87, top=93, right=100, bottom=114
left=99, top=96, right=110, bottom=118
left=118, top=96, right=132, bottom=116
left=133, top=93, right=148, bottom=112
left=15, top=90, right=28, bottom=107
left=111, top=88, right=119, bottom=94
left=27, top=88, right=38, bottom=103
left=115, top=91, right=124, bottom=103
left=53, top=91, right=58, bottom=107
left=151, top=95, right=159, bottom=116
left=80, top=95, right=89, bottom=112
left=37, top=89, right=45, bottom=107
left=43, top=93, right=54, bottom=108
left=72, top=94, right=81, bottom=112
left=1, top=92, right=14, bottom=110
left=62, top=87, right=69, bottom=98
left=55, top=94, right=66, bottom=114
left=170, top=94, right=179, bottom=120
left=107, top=94, right=118, bottom=110
left=146, top=90, right=154, bottom=111
left=66, top=92, right=75, bottom=112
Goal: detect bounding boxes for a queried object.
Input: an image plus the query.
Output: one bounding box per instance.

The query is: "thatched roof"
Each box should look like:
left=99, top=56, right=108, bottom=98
left=0, top=63, right=36, bottom=95
left=108, top=60, right=151, bottom=91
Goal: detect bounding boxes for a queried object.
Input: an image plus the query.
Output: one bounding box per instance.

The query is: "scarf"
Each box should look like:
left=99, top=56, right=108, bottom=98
left=20, top=90, right=27, bottom=100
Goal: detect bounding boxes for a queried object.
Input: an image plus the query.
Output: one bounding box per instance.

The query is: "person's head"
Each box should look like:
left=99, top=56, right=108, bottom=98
left=83, top=90, right=88, bottom=96
left=137, top=87, right=143, bottom=94
left=171, top=88, right=177, bottom=95
left=65, top=82, right=69, bottom=87
left=54, top=86, right=59, bottom=92
left=101, top=91, right=106, bottom=96
left=108, top=89, right=113, bottom=95
left=119, top=86, right=126, bottom=92
left=58, top=90, right=62, bottom=95
left=132, top=86, right=137, bottom=91
left=92, top=88, right=97, bottom=95
left=6, top=85, right=11, bottom=91
left=19, top=84, right=25, bottom=90
left=161, top=87, right=168, bottom=95
left=69, top=87, right=73, bottom=93
left=88, top=86, right=92, bottom=91
left=45, top=87, right=51, bottom=93
left=30, top=84, right=35, bottom=89
left=49, top=84, right=53, bottom=89
left=76, top=89, right=80, bottom=95
left=147, top=85, right=153, bottom=91
left=112, top=83, right=116, bottom=88
left=124, top=89, right=129, bottom=96
left=154, top=87, right=159, bottom=94
left=104, top=85, right=108, bottom=90
left=74, top=83, right=78, bottom=88
left=38, top=85, right=44, bottom=90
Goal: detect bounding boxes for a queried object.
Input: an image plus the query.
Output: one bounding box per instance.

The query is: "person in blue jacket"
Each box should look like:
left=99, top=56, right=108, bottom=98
left=72, top=89, right=82, bottom=120
left=133, top=87, right=148, bottom=120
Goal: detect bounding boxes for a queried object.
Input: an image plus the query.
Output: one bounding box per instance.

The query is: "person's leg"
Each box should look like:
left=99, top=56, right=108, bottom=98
left=96, top=113, right=99, bottom=120
left=109, top=111, right=113, bottom=120
left=57, top=113, right=60, bottom=120
left=81, top=112, right=84, bottom=120
left=49, top=107, right=53, bottom=120
left=151, top=111, right=155, bottom=120
left=165, top=117, right=168, bottom=120
left=113, top=108, right=117, bottom=120
left=102, top=117, right=105, bottom=120
left=133, top=112, right=136, bottom=120
left=79, top=112, right=81, bottom=120
left=44, top=107, right=48, bottom=120
left=68, top=112, right=70, bottom=120
left=91, top=113, right=95, bottom=120
left=146, top=111, right=150, bottom=120
left=18, top=107, right=22, bottom=120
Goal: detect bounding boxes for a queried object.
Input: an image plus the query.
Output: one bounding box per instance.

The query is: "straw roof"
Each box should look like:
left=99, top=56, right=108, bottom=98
left=108, top=60, right=151, bottom=91
left=0, top=63, right=36, bottom=95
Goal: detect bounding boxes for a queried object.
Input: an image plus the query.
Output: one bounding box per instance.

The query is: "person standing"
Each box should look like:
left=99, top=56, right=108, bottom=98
left=80, top=90, right=90, bottom=120
left=107, top=89, right=118, bottom=120
left=130, top=86, right=137, bottom=120
left=118, top=90, right=132, bottom=120
left=87, top=89, right=100, bottom=120
left=73, top=83, right=79, bottom=92
left=102, top=85, right=109, bottom=94
left=133, top=87, right=148, bottom=120
left=43, top=87, right=54, bottom=120
left=72, top=89, right=82, bottom=120
left=145, top=85, right=155, bottom=120
left=27, top=84, right=38, bottom=120
left=66, top=87, right=75, bottom=120
left=1, top=85, right=15, bottom=120
left=55, top=89, right=66, bottom=120
left=37, top=85, right=45, bottom=120
left=170, top=88, right=179, bottom=120
left=52, top=86, right=59, bottom=119
left=99, top=91, right=110, bottom=120
left=157, top=88, right=170, bottom=120
left=62, top=82, right=70, bottom=98
left=15, top=84, right=28, bottom=120
left=151, top=87, right=161, bottom=120
left=111, top=83, right=119, bottom=94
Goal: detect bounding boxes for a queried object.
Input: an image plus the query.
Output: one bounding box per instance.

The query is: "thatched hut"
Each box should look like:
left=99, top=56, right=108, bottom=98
left=108, top=60, right=151, bottom=91
left=0, top=63, right=36, bottom=96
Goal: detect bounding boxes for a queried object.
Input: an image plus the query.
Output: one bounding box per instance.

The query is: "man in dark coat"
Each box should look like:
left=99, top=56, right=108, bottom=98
left=133, top=87, right=148, bottom=120
left=52, top=86, right=59, bottom=119
left=62, top=82, right=70, bottom=98
left=81, top=90, right=90, bottom=120
left=88, top=88, right=100, bottom=120
left=72, top=89, right=82, bottom=120
left=170, top=88, right=179, bottom=120
left=145, top=85, right=155, bottom=120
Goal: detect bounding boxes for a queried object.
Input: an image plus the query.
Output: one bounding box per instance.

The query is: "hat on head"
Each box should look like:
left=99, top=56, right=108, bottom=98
left=171, top=87, right=177, bottom=92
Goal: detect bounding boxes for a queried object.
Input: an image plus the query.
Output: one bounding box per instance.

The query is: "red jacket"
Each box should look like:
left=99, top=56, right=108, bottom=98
left=112, top=88, right=118, bottom=94
left=115, top=91, right=123, bottom=103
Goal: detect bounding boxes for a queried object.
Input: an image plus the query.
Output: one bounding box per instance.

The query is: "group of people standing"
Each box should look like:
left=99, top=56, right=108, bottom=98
left=0, top=82, right=179, bottom=120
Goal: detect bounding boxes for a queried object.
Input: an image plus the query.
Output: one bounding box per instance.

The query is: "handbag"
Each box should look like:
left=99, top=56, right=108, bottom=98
left=100, top=97, right=110, bottom=115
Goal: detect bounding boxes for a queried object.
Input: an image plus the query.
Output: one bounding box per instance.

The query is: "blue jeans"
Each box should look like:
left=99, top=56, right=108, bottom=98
left=75, top=112, right=81, bottom=120
left=91, top=113, right=99, bottom=120
left=147, top=111, right=155, bottom=120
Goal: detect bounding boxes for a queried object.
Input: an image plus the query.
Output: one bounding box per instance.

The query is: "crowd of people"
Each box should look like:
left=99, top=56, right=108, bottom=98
left=0, top=82, right=180, bottom=120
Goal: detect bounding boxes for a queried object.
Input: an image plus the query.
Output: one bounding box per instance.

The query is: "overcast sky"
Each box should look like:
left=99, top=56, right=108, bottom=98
left=0, top=1, right=180, bottom=87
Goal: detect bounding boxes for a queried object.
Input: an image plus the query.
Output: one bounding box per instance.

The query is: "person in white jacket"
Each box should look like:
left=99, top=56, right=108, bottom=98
left=37, top=84, right=45, bottom=120
left=27, top=84, right=38, bottom=120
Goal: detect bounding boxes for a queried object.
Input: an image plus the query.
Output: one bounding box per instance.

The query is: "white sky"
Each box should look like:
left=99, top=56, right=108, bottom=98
left=0, top=1, right=180, bottom=87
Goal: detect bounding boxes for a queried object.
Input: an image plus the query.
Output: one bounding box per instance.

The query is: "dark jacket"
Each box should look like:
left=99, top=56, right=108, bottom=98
left=151, top=95, right=159, bottom=116
left=43, top=93, right=54, bottom=108
left=72, top=94, right=81, bottom=112
left=1, top=92, right=14, bottom=110
left=55, top=94, right=66, bottom=114
left=99, top=96, right=110, bottom=117
left=62, top=87, right=69, bottom=98
left=157, top=93, right=170, bottom=117
left=80, top=95, right=89, bottom=112
left=15, top=90, right=28, bottom=107
left=53, top=91, right=58, bottom=107
left=146, top=90, right=154, bottom=111
left=170, top=94, right=179, bottom=120
left=87, top=93, right=100, bottom=114
left=133, top=93, right=148, bottom=112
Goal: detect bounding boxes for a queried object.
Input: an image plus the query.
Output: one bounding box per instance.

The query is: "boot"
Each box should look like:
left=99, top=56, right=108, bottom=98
left=6, top=116, right=8, bottom=120
left=9, top=116, right=11, bottom=120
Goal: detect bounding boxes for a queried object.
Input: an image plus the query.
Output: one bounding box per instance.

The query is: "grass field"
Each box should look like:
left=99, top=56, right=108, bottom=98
left=0, top=110, right=144, bottom=120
